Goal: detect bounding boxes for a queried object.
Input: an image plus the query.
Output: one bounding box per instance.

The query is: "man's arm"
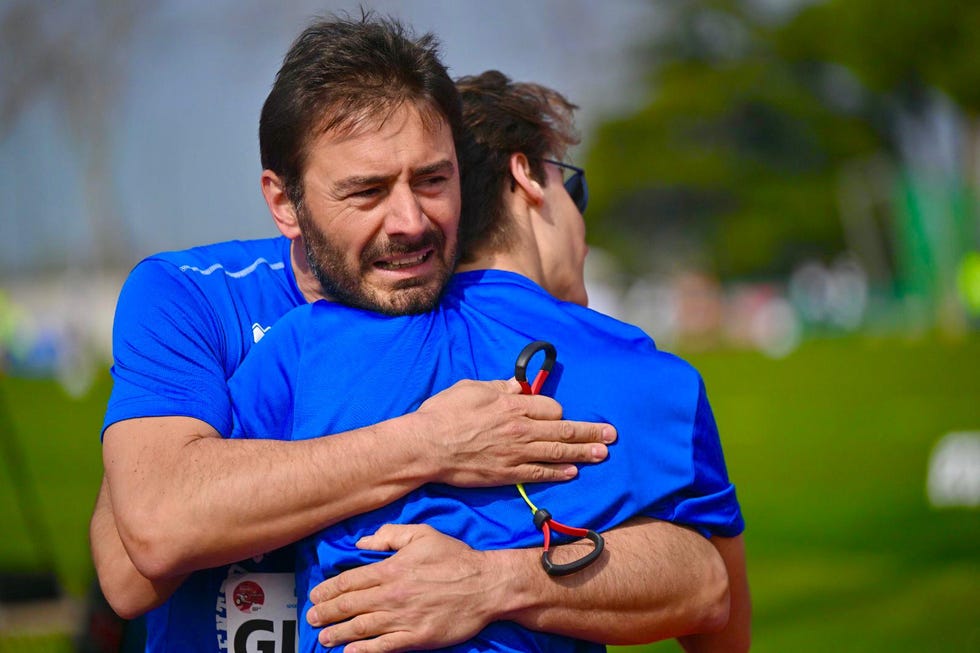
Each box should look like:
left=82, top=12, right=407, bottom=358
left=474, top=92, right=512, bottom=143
left=306, top=518, right=730, bottom=652
left=508, top=521, right=733, bottom=644
left=679, top=535, right=751, bottom=653
left=101, top=379, right=614, bottom=580
left=89, top=478, right=185, bottom=619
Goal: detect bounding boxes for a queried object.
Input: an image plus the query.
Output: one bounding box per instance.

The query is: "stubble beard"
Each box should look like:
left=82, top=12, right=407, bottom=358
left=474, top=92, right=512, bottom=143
left=297, top=204, right=457, bottom=316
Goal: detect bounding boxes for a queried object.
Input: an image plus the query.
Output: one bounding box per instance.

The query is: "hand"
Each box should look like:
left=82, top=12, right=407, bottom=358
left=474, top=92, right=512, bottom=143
left=307, top=524, right=503, bottom=653
left=415, top=378, right=616, bottom=487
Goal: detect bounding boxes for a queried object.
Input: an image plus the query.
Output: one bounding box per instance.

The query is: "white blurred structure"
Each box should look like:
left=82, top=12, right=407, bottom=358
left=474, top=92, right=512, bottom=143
left=927, top=431, right=980, bottom=509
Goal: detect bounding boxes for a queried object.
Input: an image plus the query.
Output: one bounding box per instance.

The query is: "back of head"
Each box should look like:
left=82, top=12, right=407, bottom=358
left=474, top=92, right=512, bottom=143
left=259, top=11, right=462, bottom=206
left=455, top=70, right=579, bottom=263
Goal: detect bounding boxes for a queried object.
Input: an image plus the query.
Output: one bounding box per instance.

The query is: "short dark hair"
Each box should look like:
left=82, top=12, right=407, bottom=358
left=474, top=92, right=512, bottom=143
left=455, top=70, right=579, bottom=263
left=259, top=12, right=462, bottom=205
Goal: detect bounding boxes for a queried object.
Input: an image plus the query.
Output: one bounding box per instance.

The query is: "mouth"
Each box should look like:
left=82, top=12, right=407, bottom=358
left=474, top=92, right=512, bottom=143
left=373, top=248, right=434, bottom=272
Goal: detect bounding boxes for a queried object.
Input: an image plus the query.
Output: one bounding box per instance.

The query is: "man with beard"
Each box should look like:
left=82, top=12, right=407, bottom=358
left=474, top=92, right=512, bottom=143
left=93, top=14, right=730, bottom=653
left=228, top=70, right=749, bottom=653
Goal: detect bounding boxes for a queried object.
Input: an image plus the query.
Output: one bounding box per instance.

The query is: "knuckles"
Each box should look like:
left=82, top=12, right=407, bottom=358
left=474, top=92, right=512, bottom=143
left=556, top=420, right=577, bottom=442
left=547, top=441, right=565, bottom=462
left=349, top=616, right=371, bottom=638
left=335, top=595, right=358, bottom=618
left=502, top=418, right=531, bottom=440
left=525, top=465, right=548, bottom=482
left=335, top=574, right=355, bottom=594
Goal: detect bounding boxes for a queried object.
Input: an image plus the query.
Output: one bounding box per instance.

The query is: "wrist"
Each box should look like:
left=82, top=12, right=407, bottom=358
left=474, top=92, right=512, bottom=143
left=393, top=409, right=446, bottom=484
left=480, top=547, right=546, bottom=624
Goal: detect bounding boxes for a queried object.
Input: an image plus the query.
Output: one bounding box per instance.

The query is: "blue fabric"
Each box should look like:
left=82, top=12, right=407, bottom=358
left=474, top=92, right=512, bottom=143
left=230, top=269, right=745, bottom=653
left=104, top=236, right=306, bottom=653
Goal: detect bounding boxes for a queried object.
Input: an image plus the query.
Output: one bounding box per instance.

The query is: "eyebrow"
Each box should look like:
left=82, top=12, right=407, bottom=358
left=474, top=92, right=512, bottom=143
left=331, top=159, right=456, bottom=196
left=414, top=159, right=456, bottom=178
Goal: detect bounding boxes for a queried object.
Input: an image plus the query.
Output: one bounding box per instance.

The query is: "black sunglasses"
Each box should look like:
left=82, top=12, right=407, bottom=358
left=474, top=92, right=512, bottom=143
left=542, top=159, right=589, bottom=215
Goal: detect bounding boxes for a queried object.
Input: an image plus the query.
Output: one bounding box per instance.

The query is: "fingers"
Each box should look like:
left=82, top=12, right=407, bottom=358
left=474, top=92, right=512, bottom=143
left=324, top=625, right=417, bottom=653
left=523, top=415, right=617, bottom=448
left=501, top=377, right=524, bottom=394
left=344, top=633, right=417, bottom=653
left=511, top=390, right=564, bottom=421
left=509, top=463, right=578, bottom=483
left=431, top=378, right=615, bottom=443
left=513, top=394, right=617, bottom=446
left=314, top=602, right=390, bottom=646
left=422, top=377, right=617, bottom=488
left=309, top=564, right=379, bottom=606
left=501, top=422, right=617, bottom=483
left=308, top=581, right=376, bottom=627
left=310, top=524, right=442, bottom=607
left=355, top=523, right=435, bottom=552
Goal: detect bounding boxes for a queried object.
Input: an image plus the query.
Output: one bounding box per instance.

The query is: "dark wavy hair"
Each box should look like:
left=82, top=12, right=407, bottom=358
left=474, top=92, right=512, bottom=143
left=455, top=70, right=579, bottom=263
left=259, top=12, right=462, bottom=206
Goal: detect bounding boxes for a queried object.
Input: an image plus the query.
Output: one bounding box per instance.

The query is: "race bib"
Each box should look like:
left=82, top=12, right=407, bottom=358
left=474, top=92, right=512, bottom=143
left=218, top=571, right=298, bottom=653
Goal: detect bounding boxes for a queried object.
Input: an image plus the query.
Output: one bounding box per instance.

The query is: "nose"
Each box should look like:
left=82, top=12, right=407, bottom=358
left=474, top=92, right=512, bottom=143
left=384, top=183, right=427, bottom=238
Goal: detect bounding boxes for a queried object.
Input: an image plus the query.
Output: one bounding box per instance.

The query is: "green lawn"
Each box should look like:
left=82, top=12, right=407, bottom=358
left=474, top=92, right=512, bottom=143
left=621, top=334, right=980, bottom=652
left=2, top=334, right=978, bottom=651
left=0, top=372, right=109, bottom=597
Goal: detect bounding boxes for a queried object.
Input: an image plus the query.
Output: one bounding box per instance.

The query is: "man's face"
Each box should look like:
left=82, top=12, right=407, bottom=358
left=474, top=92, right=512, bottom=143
left=296, top=104, right=461, bottom=315
left=540, top=162, right=589, bottom=306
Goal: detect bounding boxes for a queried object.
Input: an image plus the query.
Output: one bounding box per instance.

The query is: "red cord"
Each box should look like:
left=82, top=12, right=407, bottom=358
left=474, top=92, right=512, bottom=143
left=541, top=522, right=551, bottom=551
left=546, top=518, right=590, bottom=539
left=519, top=369, right=550, bottom=395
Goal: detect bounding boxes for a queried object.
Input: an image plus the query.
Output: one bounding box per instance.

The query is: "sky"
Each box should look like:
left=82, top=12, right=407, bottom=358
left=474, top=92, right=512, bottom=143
left=0, top=0, right=659, bottom=277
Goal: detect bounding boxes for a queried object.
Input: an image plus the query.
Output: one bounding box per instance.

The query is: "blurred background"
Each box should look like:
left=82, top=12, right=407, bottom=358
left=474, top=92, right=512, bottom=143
left=1, top=0, right=977, bottom=651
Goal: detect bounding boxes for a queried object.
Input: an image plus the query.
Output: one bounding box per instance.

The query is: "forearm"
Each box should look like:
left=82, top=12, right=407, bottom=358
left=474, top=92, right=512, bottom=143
left=103, top=414, right=435, bottom=579
left=104, top=380, right=611, bottom=581
left=679, top=535, right=751, bottom=652
left=496, top=518, right=730, bottom=645
left=90, top=477, right=186, bottom=618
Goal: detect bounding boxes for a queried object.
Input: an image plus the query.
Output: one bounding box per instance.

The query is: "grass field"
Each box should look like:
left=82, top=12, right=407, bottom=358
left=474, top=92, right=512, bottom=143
left=1, top=334, right=978, bottom=651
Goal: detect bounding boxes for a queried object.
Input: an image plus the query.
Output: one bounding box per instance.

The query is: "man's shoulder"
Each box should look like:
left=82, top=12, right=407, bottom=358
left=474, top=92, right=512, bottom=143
left=542, top=300, right=705, bottom=395
left=582, top=308, right=701, bottom=382
left=115, top=234, right=300, bottom=337
left=458, top=270, right=654, bottom=345
left=139, top=236, right=289, bottom=275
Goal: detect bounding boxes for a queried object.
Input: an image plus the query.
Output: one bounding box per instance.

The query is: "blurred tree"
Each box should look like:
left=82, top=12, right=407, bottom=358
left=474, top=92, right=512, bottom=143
left=585, top=0, right=979, bottom=283
left=779, top=0, right=980, bottom=317
left=0, top=1, right=151, bottom=270
left=779, top=0, right=980, bottom=113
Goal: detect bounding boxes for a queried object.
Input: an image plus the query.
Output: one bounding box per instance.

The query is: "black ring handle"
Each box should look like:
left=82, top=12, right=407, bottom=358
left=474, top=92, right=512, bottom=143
left=541, top=529, right=605, bottom=577
left=514, top=341, right=556, bottom=387
left=515, top=341, right=600, bottom=576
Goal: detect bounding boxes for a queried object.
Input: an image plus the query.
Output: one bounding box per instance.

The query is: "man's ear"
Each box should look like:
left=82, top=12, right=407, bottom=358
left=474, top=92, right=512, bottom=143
left=509, top=153, right=544, bottom=207
left=261, top=170, right=301, bottom=239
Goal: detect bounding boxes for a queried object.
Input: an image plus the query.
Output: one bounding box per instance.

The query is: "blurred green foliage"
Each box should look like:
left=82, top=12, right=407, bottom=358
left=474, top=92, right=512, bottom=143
left=585, top=0, right=980, bottom=279
left=2, top=334, right=978, bottom=650
left=0, top=374, right=107, bottom=596
left=779, top=0, right=980, bottom=108
left=0, top=633, right=74, bottom=653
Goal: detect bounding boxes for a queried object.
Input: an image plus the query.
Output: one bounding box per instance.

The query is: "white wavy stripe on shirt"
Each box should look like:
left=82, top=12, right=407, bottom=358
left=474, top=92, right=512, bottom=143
left=179, top=258, right=286, bottom=278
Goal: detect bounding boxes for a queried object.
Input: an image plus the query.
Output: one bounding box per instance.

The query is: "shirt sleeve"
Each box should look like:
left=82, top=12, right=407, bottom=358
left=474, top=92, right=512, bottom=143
left=668, top=376, right=745, bottom=538
left=102, top=260, right=233, bottom=437
left=228, top=306, right=307, bottom=440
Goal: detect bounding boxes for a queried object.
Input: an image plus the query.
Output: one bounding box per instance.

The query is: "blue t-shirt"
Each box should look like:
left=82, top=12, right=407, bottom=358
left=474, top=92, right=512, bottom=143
left=104, top=236, right=307, bottom=653
left=230, top=269, right=744, bottom=653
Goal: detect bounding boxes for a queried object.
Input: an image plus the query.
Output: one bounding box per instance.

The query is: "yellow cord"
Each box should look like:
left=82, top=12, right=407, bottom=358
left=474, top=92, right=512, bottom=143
left=516, top=482, right=538, bottom=514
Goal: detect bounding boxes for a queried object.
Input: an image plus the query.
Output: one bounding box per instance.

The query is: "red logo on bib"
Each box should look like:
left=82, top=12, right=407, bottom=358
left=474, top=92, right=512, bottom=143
left=233, top=580, right=265, bottom=613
